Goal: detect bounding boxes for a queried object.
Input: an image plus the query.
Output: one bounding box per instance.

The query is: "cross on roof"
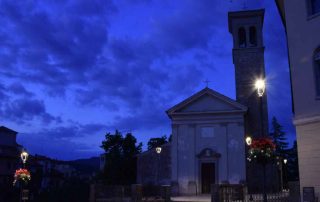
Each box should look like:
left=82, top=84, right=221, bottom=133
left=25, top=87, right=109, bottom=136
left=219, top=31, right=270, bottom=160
left=203, top=79, right=211, bottom=87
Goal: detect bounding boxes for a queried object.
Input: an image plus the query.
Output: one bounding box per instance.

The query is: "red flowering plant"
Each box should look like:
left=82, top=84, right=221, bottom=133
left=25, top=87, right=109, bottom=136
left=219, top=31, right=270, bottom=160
left=13, top=168, right=31, bottom=186
left=247, top=137, right=276, bottom=164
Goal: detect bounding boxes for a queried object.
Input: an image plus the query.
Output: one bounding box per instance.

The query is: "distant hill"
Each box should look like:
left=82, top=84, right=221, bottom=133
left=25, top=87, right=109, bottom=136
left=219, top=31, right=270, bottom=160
left=67, top=156, right=100, bottom=174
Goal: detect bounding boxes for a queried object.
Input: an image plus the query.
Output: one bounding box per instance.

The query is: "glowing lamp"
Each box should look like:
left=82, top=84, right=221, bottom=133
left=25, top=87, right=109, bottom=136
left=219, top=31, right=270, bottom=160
left=20, top=151, right=29, bottom=164
left=255, top=79, right=265, bottom=97
left=246, top=136, right=252, bottom=146
left=156, top=147, right=162, bottom=154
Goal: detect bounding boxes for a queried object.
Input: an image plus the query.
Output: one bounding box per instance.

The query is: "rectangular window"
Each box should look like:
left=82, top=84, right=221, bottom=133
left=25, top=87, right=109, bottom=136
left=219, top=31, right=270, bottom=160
left=201, top=127, right=215, bottom=138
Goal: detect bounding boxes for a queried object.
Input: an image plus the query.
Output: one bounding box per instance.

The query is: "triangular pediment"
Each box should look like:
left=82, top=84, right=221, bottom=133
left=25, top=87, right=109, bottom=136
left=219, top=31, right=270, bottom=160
left=167, top=88, right=247, bottom=117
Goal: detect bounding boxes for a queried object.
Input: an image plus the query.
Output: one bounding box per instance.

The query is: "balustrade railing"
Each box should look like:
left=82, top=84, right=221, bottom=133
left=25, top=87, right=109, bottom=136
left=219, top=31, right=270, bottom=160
left=212, top=184, right=290, bottom=202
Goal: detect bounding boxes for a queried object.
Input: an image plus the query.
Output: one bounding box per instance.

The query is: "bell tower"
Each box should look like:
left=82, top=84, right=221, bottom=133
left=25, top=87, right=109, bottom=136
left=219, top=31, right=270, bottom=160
left=228, top=9, right=278, bottom=193
left=228, top=9, right=268, bottom=138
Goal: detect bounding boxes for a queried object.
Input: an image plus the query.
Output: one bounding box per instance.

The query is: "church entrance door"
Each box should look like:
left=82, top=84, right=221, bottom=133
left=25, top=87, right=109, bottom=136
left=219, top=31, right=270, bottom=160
left=201, top=163, right=215, bottom=194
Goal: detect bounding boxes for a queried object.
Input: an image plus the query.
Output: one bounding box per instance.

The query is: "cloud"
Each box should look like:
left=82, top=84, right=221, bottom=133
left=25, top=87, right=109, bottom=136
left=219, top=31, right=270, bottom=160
left=150, top=0, right=225, bottom=56
left=0, top=0, right=116, bottom=96
left=44, top=123, right=106, bottom=139
left=0, top=98, right=61, bottom=124
left=7, top=82, right=34, bottom=97
left=0, top=0, right=296, bottom=159
left=17, top=122, right=107, bottom=160
left=18, top=132, right=100, bottom=160
left=72, top=0, right=222, bottom=112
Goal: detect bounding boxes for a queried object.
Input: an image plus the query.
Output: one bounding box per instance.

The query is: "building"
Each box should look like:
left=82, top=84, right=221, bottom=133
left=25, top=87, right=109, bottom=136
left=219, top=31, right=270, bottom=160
left=136, top=9, right=281, bottom=196
left=29, top=155, right=78, bottom=190
left=275, top=0, right=320, bottom=199
left=0, top=126, right=21, bottom=186
left=167, top=87, right=247, bottom=195
left=0, top=126, right=22, bottom=201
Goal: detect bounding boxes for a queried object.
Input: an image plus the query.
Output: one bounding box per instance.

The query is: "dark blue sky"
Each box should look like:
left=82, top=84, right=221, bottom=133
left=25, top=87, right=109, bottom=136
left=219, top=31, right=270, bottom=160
left=0, top=0, right=294, bottom=160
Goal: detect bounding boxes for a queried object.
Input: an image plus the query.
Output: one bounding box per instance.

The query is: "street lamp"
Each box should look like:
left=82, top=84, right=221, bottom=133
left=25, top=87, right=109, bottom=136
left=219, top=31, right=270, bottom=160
left=20, top=150, right=29, bottom=202
left=246, top=136, right=252, bottom=146
left=156, top=147, right=162, bottom=154
left=155, top=147, right=162, bottom=186
left=255, top=78, right=266, bottom=137
left=255, top=78, right=267, bottom=202
left=255, top=79, right=265, bottom=97
left=20, top=151, right=29, bottom=166
left=283, top=159, right=288, bottom=190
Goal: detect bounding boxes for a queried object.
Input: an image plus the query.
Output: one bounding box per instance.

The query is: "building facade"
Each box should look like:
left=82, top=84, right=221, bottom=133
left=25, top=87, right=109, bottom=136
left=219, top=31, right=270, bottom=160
left=0, top=126, right=21, bottom=201
left=167, top=88, right=247, bottom=195
left=0, top=126, right=21, bottom=185
left=275, top=0, right=320, bottom=199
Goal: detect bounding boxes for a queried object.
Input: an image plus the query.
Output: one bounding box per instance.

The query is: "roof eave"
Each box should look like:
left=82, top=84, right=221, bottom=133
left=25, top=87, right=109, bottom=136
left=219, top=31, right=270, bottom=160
left=0, top=126, right=18, bottom=135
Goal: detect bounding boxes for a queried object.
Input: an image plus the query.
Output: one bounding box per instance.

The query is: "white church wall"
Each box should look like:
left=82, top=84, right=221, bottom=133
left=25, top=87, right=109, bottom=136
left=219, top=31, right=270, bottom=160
left=195, top=123, right=228, bottom=183
left=227, top=123, right=246, bottom=184
left=171, top=124, right=178, bottom=182
left=177, top=124, right=195, bottom=194
left=171, top=114, right=246, bottom=194
left=168, top=88, right=247, bottom=195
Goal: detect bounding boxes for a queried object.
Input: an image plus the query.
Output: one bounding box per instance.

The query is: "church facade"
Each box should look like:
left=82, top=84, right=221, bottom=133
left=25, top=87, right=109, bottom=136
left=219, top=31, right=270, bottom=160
left=167, top=88, right=247, bottom=195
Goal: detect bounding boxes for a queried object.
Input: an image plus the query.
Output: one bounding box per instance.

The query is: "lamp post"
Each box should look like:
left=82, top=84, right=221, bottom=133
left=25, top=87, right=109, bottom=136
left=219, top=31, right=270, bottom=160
left=246, top=136, right=252, bottom=162
left=155, top=147, right=162, bottom=186
left=283, top=159, right=287, bottom=190
left=20, top=150, right=29, bottom=202
left=255, top=79, right=267, bottom=202
left=278, top=157, right=283, bottom=191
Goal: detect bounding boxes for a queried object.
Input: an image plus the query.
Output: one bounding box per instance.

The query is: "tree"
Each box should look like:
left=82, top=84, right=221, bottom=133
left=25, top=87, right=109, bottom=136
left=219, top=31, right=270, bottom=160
left=270, top=117, right=289, bottom=156
left=122, top=133, right=142, bottom=183
left=147, top=135, right=168, bottom=150
left=100, top=130, right=142, bottom=185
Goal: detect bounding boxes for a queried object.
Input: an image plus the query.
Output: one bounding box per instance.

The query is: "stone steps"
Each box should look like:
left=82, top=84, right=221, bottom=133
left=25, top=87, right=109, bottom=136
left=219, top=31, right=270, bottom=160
left=171, top=195, right=211, bottom=202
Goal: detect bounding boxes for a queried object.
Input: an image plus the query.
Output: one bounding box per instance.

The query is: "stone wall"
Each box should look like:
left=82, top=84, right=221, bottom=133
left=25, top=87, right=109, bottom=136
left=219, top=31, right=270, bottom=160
left=136, top=143, right=171, bottom=185
left=296, top=121, right=320, bottom=201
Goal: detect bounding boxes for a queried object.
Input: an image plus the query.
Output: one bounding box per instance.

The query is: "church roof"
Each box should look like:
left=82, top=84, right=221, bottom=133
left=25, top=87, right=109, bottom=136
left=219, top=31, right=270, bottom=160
left=166, top=87, right=247, bottom=118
